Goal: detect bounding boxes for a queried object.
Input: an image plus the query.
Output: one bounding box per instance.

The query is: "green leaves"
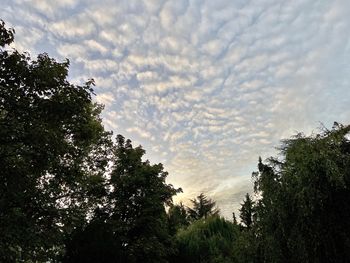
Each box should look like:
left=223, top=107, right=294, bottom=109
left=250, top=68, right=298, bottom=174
left=0, top=20, right=14, bottom=47
left=250, top=124, right=350, bottom=262
left=0, top=20, right=111, bottom=262
left=175, top=216, right=239, bottom=263
left=106, top=135, right=180, bottom=262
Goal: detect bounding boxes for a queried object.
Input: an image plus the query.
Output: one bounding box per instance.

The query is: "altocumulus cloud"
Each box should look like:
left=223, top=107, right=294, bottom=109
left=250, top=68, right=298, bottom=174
left=2, top=0, right=350, bottom=217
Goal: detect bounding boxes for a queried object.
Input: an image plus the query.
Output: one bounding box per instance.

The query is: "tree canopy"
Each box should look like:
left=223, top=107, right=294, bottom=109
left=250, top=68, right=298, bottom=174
left=174, top=216, right=239, bottom=263
left=108, top=134, right=180, bottom=262
left=0, top=19, right=111, bottom=262
left=250, top=123, right=350, bottom=262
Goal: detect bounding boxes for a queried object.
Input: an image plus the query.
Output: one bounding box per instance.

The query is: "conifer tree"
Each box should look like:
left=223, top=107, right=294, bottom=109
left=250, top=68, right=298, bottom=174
left=187, top=193, right=219, bottom=220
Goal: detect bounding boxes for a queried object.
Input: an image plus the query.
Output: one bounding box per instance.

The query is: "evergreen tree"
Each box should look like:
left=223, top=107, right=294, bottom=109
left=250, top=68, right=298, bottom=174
left=187, top=193, right=219, bottom=221
left=239, top=193, right=255, bottom=229
left=232, top=212, right=238, bottom=225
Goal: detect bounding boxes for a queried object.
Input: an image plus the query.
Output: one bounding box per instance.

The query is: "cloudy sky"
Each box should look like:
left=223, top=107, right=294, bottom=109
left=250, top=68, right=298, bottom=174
left=2, top=0, right=350, bottom=217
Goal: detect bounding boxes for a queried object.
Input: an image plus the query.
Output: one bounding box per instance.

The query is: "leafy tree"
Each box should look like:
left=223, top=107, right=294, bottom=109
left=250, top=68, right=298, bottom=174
left=187, top=193, right=219, bottom=221
left=232, top=229, right=259, bottom=263
left=174, top=216, right=239, bottom=263
left=253, top=123, right=350, bottom=262
left=0, top=20, right=14, bottom=46
left=0, top=20, right=111, bottom=262
left=106, top=135, right=181, bottom=263
left=64, top=136, right=182, bottom=263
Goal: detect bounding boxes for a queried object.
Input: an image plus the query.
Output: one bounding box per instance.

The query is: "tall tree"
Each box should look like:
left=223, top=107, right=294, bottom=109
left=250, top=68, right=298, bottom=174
left=187, top=193, right=220, bottom=220
left=107, top=135, right=181, bottom=262
left=0, top=20, right=111, bottom=262
left=239, top=193, right=255, bottom=229
left=253, top=123, right=350, bottom=262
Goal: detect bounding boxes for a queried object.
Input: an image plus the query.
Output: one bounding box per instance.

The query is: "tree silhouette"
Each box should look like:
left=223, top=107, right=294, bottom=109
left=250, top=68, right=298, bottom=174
left=0, top=20, right=111, bottom=262
left=108, top=135, right=180, bottom=262
left=239, top=193, right=255, bottom=229
left=187, top=193, right=219, bottom=220
left=252, top=124, right=350, bottom=262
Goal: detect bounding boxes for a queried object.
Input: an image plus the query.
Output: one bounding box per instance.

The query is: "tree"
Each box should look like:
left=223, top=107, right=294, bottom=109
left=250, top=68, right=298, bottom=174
left=174, top=216, right=239, bottom=263
left=252, top=123, right=350, bottom=262
left=233, top=194, right=259, bottom=263
left=0, top=20, right=111, bottom=262
left=64, top=135, right=183, bottom=263
left=232, top=212, right=238, bottom=225
left=0, top=20, right=14, bottom=46
left=168, top=202, right=189, bottom=235
left=239, top=193, right=255, bottom=229
left=106, top=134, right=181, bottom=263
left=187, top=193, right=219, bottom=221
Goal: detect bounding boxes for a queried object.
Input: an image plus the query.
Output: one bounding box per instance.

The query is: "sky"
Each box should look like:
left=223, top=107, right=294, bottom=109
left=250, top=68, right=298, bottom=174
left=2, top=0, right=350, bottom=218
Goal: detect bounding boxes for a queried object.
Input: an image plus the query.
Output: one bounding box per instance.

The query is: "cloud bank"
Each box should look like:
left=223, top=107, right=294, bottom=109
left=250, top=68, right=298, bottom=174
left=2, top=0, right=350, bottom=217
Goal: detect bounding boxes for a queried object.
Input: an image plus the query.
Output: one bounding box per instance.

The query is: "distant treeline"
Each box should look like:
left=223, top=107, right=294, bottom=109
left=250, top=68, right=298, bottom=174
left=1, top=20, right=350, bottom=263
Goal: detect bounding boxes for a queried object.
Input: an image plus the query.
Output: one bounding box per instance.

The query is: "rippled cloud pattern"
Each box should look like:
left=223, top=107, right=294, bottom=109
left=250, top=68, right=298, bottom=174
left=2, top=0, right=350, bottom=217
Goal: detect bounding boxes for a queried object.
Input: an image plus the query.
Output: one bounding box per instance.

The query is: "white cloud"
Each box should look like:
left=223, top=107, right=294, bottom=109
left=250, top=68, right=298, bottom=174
left=96, top=92, right=115, bottom=107
left=49, top=14, right=96, bottom=39
left=126, top=126, right=154, bottom=141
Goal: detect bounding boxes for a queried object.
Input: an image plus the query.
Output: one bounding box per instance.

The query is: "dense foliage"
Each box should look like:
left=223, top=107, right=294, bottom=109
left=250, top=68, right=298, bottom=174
left=0, top=20, right=111, bottom=262
left=1, top=20, right=350, bottom=262
left=250, top=124, right=350, bottom=263
left=0, top=20, right=179, bottom=262
left=174, top=216, right=239, bottom=263
left=64, top=135, right=180, bottom=263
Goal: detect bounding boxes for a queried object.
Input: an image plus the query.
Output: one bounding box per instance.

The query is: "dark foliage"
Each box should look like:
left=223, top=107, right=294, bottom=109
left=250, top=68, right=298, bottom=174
left=249, top=123, right=350, bottom=263
left=106, top=134, right=181, bottom=263
left=168, top=202, right=189, bottom=235
left=174, top=216, right=239, bottom=263
left=239, top=193, right=255, bottom=229
left=187, top=193, right=220, bottom=221
left=63, top=219, right=123, bottom=263
left=0, top=20, right=111, bottom=262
